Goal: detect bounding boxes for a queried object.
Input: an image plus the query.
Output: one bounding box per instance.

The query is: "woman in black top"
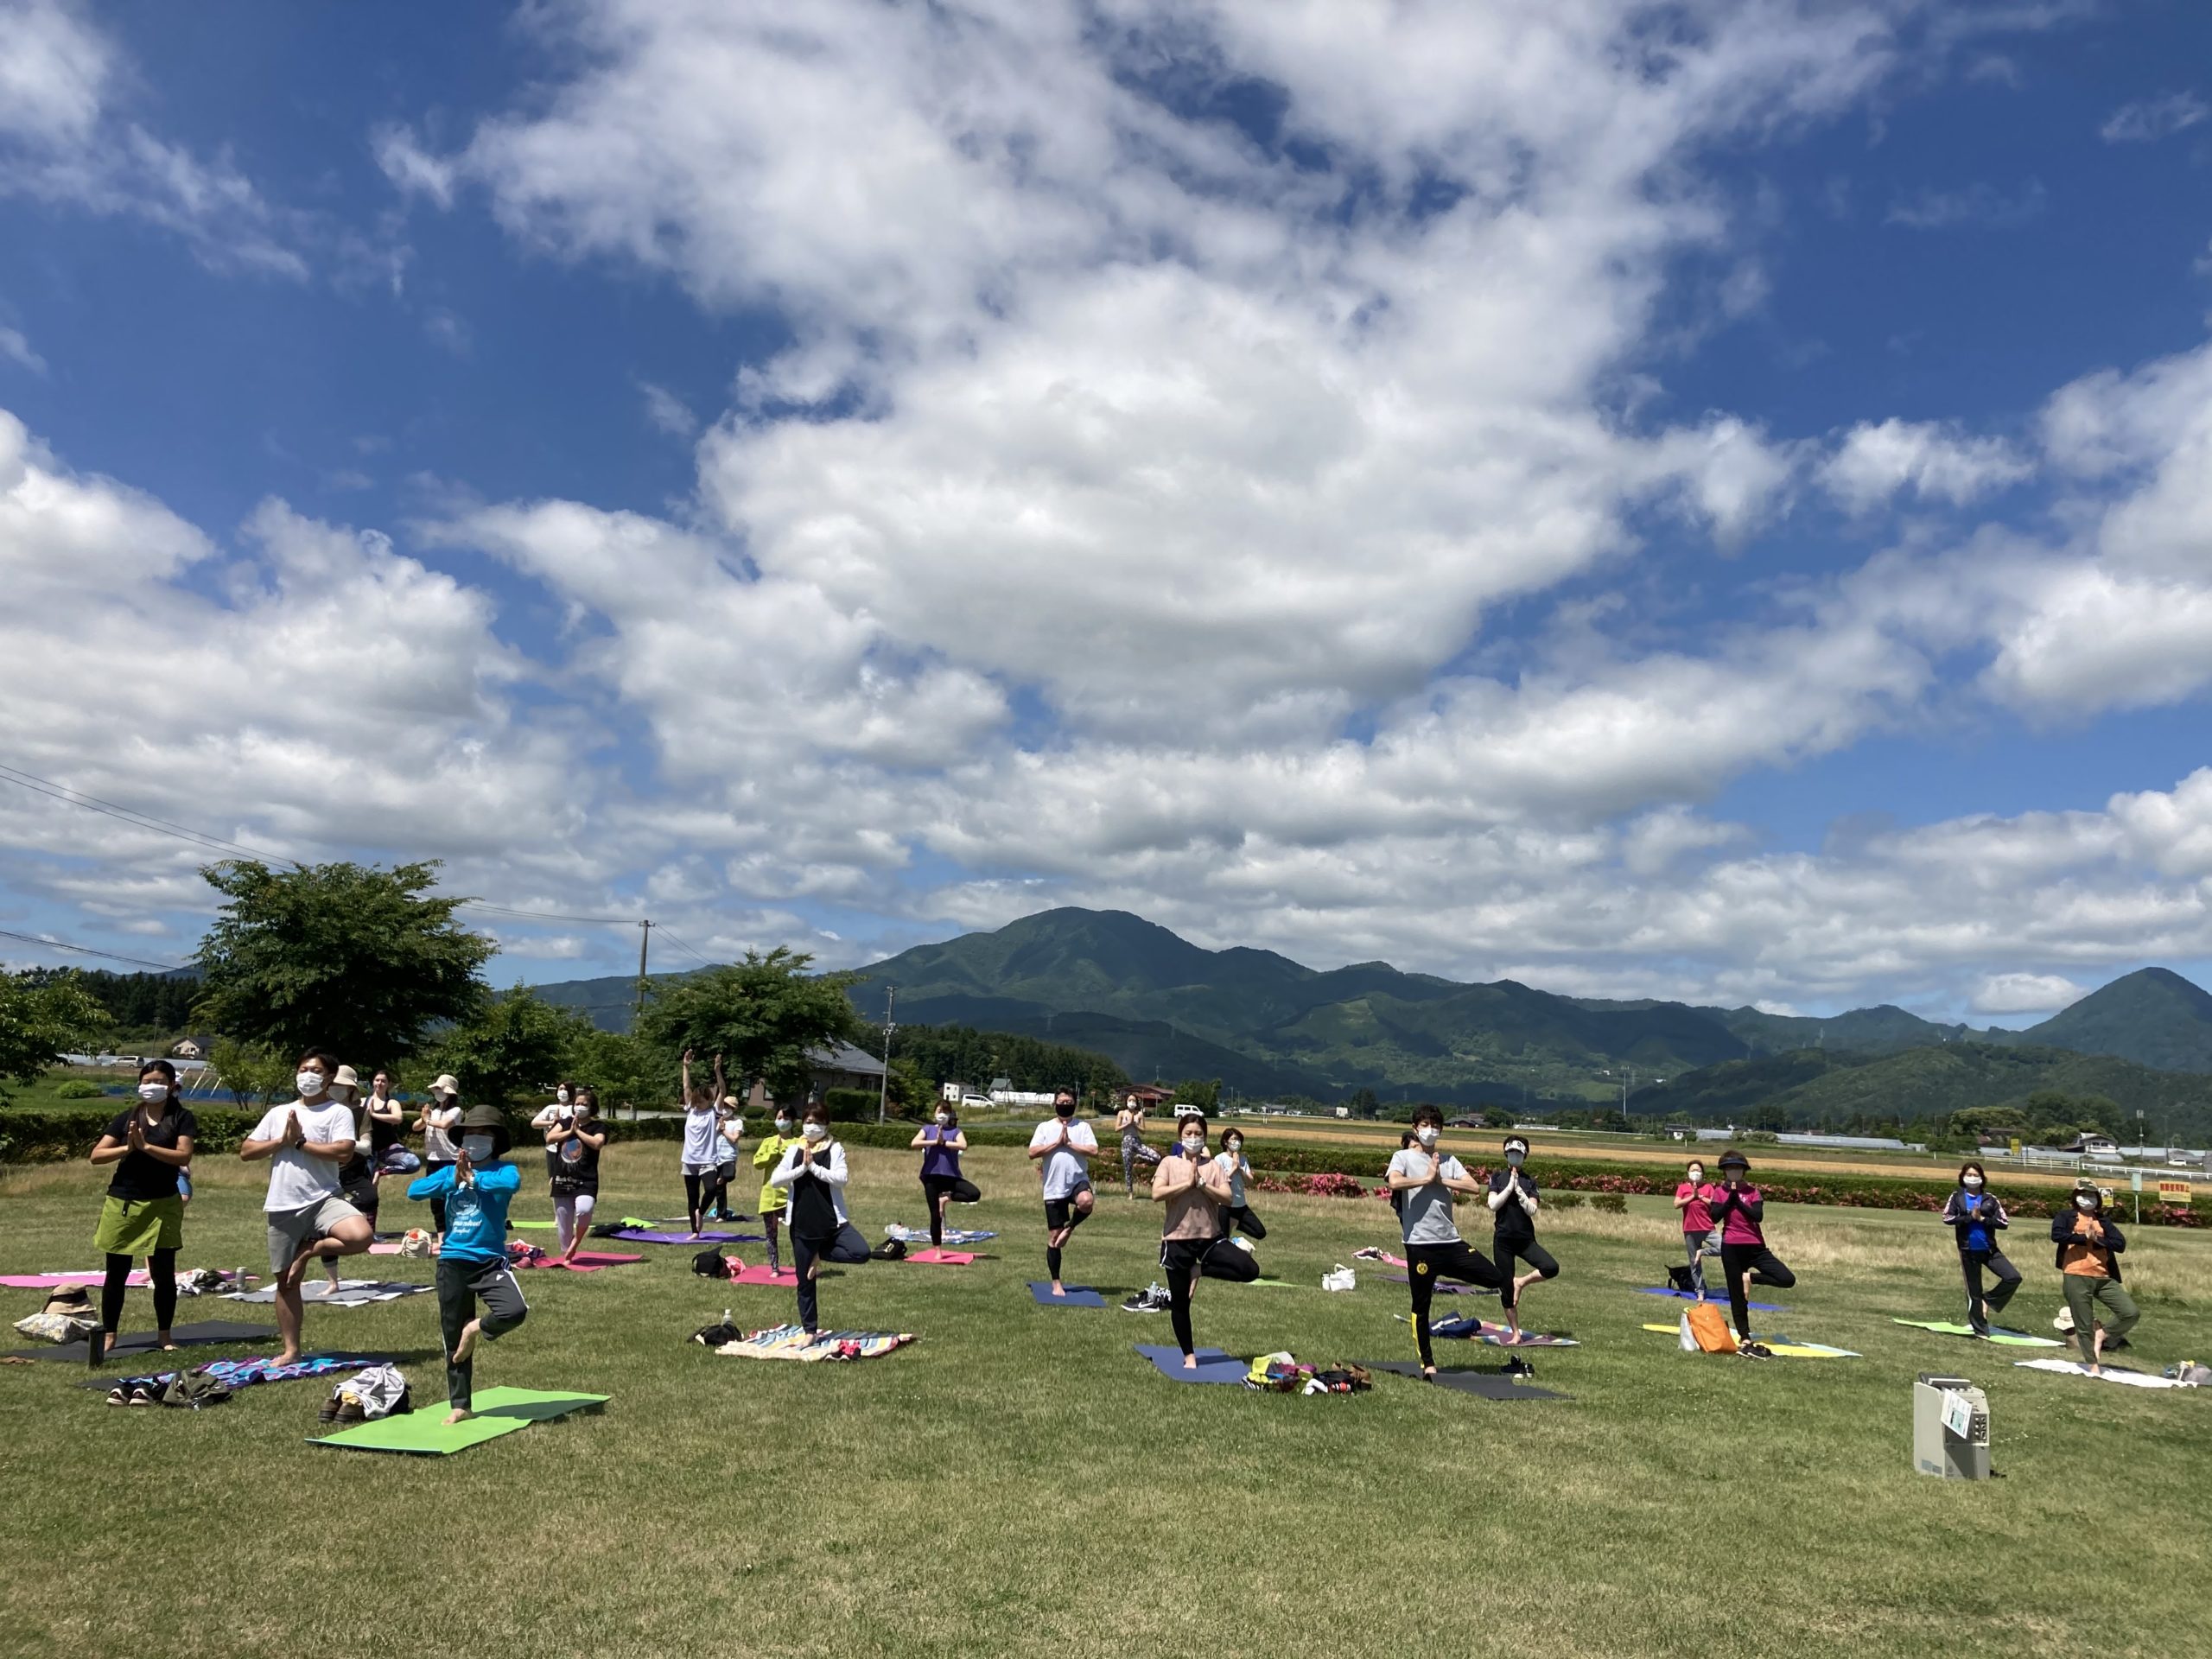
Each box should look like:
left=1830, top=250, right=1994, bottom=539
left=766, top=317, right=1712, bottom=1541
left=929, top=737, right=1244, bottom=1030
left=1486, top=1136, right=1559, bottom=1343
left=86, top=1061, right=198, bottom=1350
left=547, top=1088, right=608, bottom=1264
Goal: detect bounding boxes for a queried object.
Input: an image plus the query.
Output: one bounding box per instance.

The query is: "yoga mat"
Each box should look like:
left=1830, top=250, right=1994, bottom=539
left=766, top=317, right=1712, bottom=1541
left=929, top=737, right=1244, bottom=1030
left=904, top=1249, right=976, bottom=1265
left=1418, top=1315, right=1578, bottom=1347
left=310, top=1387, right=608, bottom=1455
left=226, top=1281, right=434, bottom=1306
left=1134, top=1344, right=1248, bottom=1385
left=512, top=1251, right=644, bottom=1273
left=1386, top=1274, right=1492, bottom=1297
left=1893, top=1319, right=2063, bottom=1349
left=886, top=1224, right=995, bottom=1246
left=732, top=1264, right=799, bottom=1287
left=2013, top=1359, right=2195, bottom=1389
left=1, top=1270, right=148, bottom=1289
left=1637, top=1287, right=1785, bottom=1312
left=1640, top=1324, right=1859, bottom=1359
left=4, top=1320, right=278, bottom=1363
left=609, top=1229, right=760, bottom=1245
left=715, top=1325, right=917, bottom=1361
left=512, top=1221, right=556, bottom=1230
left=1029, top=1282, right=1105, bottom=1308
left=366, top=1242, right=435, bottom=1257
left=1363, top=1360, right=1570, bottom=1401
left=79, top=1351, right=391, bottom=1391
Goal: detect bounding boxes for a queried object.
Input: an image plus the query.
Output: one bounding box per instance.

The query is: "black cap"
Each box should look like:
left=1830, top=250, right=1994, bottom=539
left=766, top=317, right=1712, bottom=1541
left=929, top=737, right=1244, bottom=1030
left=1718, top=1149, right=1750, bottom=1170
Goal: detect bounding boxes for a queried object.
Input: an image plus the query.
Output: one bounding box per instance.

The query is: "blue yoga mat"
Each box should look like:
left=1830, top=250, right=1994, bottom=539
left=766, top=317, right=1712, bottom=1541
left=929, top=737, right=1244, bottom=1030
left=1028, top=1281, right=1104, bottom=1308
left=1637, top=1286, right=1784, bottom=1313
left=1134, top=1344, right=1247, bottom=1385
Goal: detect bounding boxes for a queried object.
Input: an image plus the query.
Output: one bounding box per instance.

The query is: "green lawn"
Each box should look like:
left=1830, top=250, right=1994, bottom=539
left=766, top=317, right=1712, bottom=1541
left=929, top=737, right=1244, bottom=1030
left=2, top=1142, right=2207, bottom=1658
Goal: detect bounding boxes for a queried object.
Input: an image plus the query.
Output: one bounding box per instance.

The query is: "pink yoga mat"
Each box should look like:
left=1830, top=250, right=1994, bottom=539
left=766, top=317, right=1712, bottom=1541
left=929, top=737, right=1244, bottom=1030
left=0, top=1270, right=149, bottom=1289
left=905, top=1249, right=976, bottom=1265
left=512, top=1251, right=645, bottom=1273
left=731, top=1264, right=798, bottom=1287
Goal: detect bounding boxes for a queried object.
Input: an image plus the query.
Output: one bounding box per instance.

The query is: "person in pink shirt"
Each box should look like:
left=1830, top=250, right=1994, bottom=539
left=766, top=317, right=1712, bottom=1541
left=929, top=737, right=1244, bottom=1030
left=1708, top=1150, right=1795, bottom=1344
left=1672, top=1158, right=1718, bottom=1300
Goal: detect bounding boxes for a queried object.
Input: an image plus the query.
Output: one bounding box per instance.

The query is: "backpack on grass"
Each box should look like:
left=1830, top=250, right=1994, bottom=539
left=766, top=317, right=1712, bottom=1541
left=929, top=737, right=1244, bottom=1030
left=691, top=1247, right=729, bottom=1280
left=1681, top=1303, right=1738, bottom=1355
left=871, top=1238, right=907, bottom=1261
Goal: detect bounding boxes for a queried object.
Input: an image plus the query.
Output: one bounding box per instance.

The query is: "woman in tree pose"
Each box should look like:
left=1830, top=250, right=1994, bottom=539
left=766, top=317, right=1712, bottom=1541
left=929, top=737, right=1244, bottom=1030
left=1027, top=1087, right=1102, bottom=1296
left=1151, top=1111, right=1255, bottom=1369
left=1212, top=1125, right=1265, bottom=1240
left=1116, top=1092, right=1150, bottom=1198
left=1673, top=1157, right=1716, bottom=1299
left=677, top=1049, right=728, bottom=1236
left=1386, top=1105, right=1507, bottom=1379
left=1942, top=1161, right=2020, bottom=1338
left=753, top=1101, right=798, bottom=1274
left=547, top=1088, right=608, bottom=1263
left=911, top=1103, right=981, bottom=1248
left=414, top=1075, right=465, bottom=1243
left=1710, top=1150, right=1795, bottom=1346
left=768, top=1103, right=872, bottom=1333
left=2052, top=1184, right=2136, bottom=1375
left=1487, top=1135, right=1559, bottom=1344
left=86, top=1060, right=197, bottom=1352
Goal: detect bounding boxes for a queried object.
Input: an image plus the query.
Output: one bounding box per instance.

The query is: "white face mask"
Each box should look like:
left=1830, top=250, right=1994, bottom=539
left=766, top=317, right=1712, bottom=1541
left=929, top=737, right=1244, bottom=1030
left=461, top=1134, right=496, bottom=1161
left=935, top=1112, right=950, bottom=1126
left=556, top=1089, right=570, bottom=1103
left=296, top=1071, right=326, bottom=1098
left=1415, top=1127, right=1439, bottom=1148
left=802, top=1122, right=827, bottom=1142
left=137, top=1081, right=169, bottom=1103
left=1182, top=1135, right=1205, bottom=1154
left=775, top=1117, right=792, bottom=1133
left=1688, top=1168, right=1704, bottom=1184
left=1962, top=1175, right=1984, bottom=1190
left=1226, top=1140, right=1242, bottom=1154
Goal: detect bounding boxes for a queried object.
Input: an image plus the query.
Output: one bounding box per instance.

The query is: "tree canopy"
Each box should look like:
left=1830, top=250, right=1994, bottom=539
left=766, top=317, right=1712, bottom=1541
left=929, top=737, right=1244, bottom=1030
left=0, top=969, right=105, bottom=1102
left=636, top=949, right=859, bottom=1101
left=191, top=859, right=493, bottom=1066
left=425, top=986, right=596, bottom=1109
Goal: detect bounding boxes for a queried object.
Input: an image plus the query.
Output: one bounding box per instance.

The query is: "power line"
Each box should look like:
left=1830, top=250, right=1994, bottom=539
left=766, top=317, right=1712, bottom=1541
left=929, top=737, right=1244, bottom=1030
left=459, top=901, right=644, bottom=927
left=0, top=763, right=296, bottom=866
left=0, top=925, right=185, bottom=973
left=655, top=928, right=717, bottom=968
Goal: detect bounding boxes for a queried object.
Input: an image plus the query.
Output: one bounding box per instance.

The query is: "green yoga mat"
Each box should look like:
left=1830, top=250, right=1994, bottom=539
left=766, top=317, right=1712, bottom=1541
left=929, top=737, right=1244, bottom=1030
left=1892, top=1318, right=2062, bottom=1349
left=308, top=1388, right=607, bottom=1455
left=512, top=1221, right=556, bottom=1231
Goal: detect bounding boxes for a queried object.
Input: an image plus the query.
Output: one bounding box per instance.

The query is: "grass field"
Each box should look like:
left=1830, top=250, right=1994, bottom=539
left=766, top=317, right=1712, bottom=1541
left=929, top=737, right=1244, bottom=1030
left=3, top=1141, right=2208, bottom=1659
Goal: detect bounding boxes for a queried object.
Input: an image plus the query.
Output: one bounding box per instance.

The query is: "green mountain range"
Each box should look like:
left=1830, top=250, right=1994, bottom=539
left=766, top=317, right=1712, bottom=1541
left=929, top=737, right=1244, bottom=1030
left=526, top=907, right=2212, bottom=1122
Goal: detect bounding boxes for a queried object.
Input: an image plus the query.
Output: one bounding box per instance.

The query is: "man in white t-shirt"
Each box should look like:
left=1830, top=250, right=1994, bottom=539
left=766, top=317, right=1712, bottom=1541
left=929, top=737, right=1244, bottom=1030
left=238, top=1048, right=375, bottom=1364
left=1027, top=1087, right=1101, bottom=1296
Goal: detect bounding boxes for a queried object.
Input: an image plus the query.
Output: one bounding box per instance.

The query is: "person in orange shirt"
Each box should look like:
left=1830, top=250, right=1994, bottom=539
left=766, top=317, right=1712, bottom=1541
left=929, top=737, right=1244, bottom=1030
left=2050, top=1185, right=2138, bottom=1375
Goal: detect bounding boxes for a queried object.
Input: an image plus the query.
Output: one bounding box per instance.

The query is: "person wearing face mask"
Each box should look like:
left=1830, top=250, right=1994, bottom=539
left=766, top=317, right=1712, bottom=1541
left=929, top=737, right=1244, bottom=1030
left=1153, top=1112, right=1255, bottom=1369
left=1386, top=1106, right=1508, bottom=1379
left=363, top=1070, right=412, bottom=1176
left=1487, top=1137, right=1559, bottom=1344
left=531, top=1081, right=580, bottom=1190
left=321, top=1065, right=378, bottom=1295
left=548, top=1088, right=608, bottom=1262
left=768, top=1105, right=872, bottom=1332
left=1027, top=1088, right=1102, bottom=1296
left=1673, top=1159, right=1717, bottom=1300
left=2051, top=1184, right=2135, bottom=1375
left=911, top=1105, right=981, bottom=1248
left=1116, top=1092, right=1150, bottom=1198
left=1212, top=1127, right=1265, bottom=1241
left=87, top=1060, right=197, bottom=1353
left=677, top=1049, right=729, bottom=1236
left=415, top=1074, right=467, bottom=1242
left=1941, top=1162, right=2020, bottom=1338
left=410, top=1105, right=528, bottom=1422
left=713, top=1095, right=746, bottom=1223
left=239, top=1049, right=375, bottom=1366
left=753, top=1102, right=798, bottom=1274
left=1710, top=1151, right=1796, bottom=1346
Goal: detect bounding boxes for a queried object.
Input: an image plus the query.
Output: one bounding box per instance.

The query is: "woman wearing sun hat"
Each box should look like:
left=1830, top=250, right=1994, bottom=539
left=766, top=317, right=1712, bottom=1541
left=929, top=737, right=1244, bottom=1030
left=414, top=1074, right=466, bottom=1243
left=321, top=1065, right=378, bottom=1292
left=1710, top=1149, right=1795, bottom=1345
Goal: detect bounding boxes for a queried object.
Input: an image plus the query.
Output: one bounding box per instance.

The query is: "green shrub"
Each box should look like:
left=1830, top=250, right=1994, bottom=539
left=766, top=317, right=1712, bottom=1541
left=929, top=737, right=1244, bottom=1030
left=1587, top=1192, right=1627, bottom=1214
left=824, top=1087, right=887, bottom=1122
left=52, top=1079, right=106, bottom=1100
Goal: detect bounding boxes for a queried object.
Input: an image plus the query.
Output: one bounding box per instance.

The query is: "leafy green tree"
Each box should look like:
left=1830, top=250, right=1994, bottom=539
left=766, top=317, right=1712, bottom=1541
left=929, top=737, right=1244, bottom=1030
left=208, top=1037, right=296, bottom=1109
left=637, top=949, right=859, bottom=1102
left=426, top=987, right=596, bottom=1109
left=1480, top=1106, right=1515, bottom=1128
left=1175, top=1077, right=1222, bottom=1110
left=192, top=860, right=493, bottom=1065
left=0, top=969, right=105, bottom=1102
left=567, top=1027, right=677, bottom=1116
left=1345, top=1086, right=1381, bottom=1120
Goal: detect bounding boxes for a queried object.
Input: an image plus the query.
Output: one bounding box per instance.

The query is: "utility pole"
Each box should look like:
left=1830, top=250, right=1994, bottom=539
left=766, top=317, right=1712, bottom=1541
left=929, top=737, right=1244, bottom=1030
left=634, top=919, right=653, bottom=1018
left=876, top=985, right=896, bottom=1124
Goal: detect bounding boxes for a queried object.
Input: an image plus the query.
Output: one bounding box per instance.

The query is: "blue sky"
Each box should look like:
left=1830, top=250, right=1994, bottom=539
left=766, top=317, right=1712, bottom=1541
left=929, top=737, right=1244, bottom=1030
left=3, top=0, right=2212, bottom=1021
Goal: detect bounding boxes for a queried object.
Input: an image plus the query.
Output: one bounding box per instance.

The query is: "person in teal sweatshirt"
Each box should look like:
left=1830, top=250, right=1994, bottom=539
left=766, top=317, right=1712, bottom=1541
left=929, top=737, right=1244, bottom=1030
left=408, top=1103, right=528, bottom=1422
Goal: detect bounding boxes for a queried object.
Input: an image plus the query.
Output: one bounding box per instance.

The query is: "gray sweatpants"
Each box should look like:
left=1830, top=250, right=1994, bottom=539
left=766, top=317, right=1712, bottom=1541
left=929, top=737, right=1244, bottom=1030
left=436, top=1255, right=528, bottom=1410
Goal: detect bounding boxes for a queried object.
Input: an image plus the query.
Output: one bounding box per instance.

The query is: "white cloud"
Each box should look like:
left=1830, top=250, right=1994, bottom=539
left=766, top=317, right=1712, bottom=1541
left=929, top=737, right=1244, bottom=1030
left=1971, top=972, right=2086, bottom=1014
left=1885, top=178, right=2046, bottom=230
left=1820, top=418, right=2032, bottom=512
left=637, top=381, right=696, bottom=438
left=0, top=323, right=43, bottom=375
left=2100, top=90, right=2208, bottom=144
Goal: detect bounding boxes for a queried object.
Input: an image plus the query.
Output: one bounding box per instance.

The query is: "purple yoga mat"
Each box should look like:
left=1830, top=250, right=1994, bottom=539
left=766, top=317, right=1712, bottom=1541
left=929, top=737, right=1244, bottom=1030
left=610, top=1229, right=760, bottom=1245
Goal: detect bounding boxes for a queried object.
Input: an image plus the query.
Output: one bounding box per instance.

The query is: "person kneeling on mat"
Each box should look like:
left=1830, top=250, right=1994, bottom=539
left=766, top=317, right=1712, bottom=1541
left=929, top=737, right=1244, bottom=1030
left=1488, top=1136, right=1558, bottom=1344
left=1387, top=1105, right=1508, bottom=1379
left=2052, top=1184, right=2136, bottom=1375
left=770, top=1104, right=870, bottom=1333
left=1029, top=1087, right=1101, bottom=1297
left=912, top=1104, right=981, bottom=1248
left=1942, top=1161, right=2020, bottom=1338
left=1153, top=1112, right=1255, bottom=1369
left=1710, top=1151, right=1795, bottom=1345
left=409, top=1105, right=528, bottom=1425
left=1213, top=1127, right=1265, bottom=1241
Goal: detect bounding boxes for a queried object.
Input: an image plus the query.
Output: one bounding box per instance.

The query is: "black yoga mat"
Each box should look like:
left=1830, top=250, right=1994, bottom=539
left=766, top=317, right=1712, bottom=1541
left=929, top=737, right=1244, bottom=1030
left=1360, top=1360, right=1571, bottom=1401
left=5, top=1320, right=278, bottom=1363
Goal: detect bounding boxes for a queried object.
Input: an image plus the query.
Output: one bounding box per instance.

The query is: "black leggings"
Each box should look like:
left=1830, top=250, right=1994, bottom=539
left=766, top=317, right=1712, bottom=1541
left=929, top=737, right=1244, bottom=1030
left=1495, top=1238, right=1560, bottom=1310
left=1043, top=1190, right=1092, bottom=1280
left=1221, top=1205, right=1266, bottom=1241
left=921, top=1175, right=982, bottom=1245
left=792, top=1223, right=872, bottom=1332
left=1162, top=1236, right=1259, bottom=1355
left=1959, top=1248, right=2021, bottom=1328
left=1719, top=1242, right=1796, bottom=1340
left=1405, top=1238, right=1507, bottom=1369
left=102, top=1248, right=175, bottom=1334
left=424, top=1160, right=454, bottom=1232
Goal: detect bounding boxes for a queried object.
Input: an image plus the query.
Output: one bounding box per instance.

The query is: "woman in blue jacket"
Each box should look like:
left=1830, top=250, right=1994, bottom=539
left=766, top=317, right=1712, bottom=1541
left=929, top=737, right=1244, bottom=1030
left=409, top=1104, right=529, bottom=1422
left=1940, top=1161, right=2019, bottom=1337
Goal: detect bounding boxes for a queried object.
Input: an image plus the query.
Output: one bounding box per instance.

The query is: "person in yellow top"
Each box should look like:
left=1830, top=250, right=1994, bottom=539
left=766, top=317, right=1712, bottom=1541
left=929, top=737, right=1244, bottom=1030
left=752, top=1102, right=799, bottom=1274
left=2050, top=1185, right=2136, bottom=1375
